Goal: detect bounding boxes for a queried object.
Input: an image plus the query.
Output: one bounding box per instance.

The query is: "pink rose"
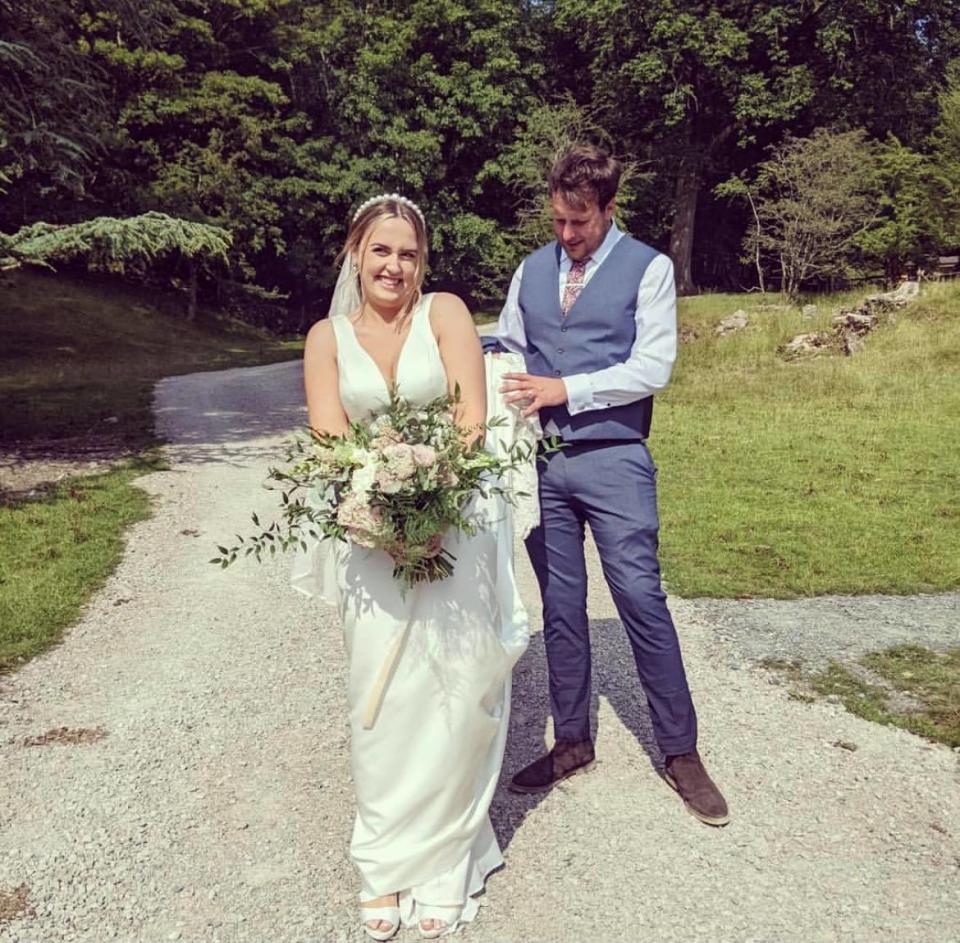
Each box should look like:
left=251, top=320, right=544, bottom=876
left=336, top=493, right=383, bottom=546
left=382, top=443, right=417, bottom=480
left=375, top=467, right=406, bottom=495
left=411, top=444, right=437, bottom=468
left=370, top=417, right=403, bottom=443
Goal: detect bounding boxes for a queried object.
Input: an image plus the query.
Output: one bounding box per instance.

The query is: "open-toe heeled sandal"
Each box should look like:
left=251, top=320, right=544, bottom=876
left=418, top=903, right=464, bottom=939
left=360, top=903, right=401, bottom=941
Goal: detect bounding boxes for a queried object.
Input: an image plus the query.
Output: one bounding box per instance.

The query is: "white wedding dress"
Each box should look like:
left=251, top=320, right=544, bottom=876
left=292, top=293, right=531, bottom=929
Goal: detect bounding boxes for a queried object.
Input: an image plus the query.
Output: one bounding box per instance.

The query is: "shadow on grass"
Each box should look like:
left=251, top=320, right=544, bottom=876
left=0, top=457, right=160, bottom=673
left=1, top=267, right=303, bottom=454
left=0, top=452, right=165, bottom=508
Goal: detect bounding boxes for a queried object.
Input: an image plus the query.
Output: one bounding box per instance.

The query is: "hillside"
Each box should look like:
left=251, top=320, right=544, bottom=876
left=0, top=268, right=303, bottom=455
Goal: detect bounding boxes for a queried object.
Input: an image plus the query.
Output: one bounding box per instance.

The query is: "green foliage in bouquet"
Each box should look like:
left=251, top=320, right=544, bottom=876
left=212, top=388, right=552, bottom=589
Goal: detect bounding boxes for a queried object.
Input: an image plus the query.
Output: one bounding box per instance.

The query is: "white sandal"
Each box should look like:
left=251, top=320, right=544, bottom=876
left=360, top=903, right=401, bottom=941
left=417, top=903, right=464, bottom=939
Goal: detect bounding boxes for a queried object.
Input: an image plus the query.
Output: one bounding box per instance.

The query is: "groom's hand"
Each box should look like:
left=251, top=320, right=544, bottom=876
left=500, top=372, right=567, bottom=418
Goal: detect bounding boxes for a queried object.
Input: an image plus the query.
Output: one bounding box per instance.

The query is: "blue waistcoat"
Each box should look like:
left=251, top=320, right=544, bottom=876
left=518, top=235, right=660, bottom=441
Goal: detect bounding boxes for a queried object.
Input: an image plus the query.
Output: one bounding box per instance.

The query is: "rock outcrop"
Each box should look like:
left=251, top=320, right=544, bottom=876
left=715, top=310, right=749, bottom=336
left=779, top=281, right=919, bottom=360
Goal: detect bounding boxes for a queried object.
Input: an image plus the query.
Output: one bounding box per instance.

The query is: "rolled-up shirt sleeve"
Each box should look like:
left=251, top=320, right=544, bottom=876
left=488, top=263, right=528, bottom=355
left=563, top=253, right=677, bottom=415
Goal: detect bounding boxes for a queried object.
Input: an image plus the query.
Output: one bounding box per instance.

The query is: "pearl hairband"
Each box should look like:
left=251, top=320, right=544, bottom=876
left=352, top=192, right=426, bottom=226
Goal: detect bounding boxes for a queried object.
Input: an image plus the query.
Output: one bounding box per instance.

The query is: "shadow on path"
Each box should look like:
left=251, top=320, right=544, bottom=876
left=491, top=617, right=662, bottom=853
left=155, top=361, right=307, bottom=468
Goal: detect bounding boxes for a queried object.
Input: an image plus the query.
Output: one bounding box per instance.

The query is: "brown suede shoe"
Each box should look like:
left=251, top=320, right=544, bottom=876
left=662, top=750, right=729, bottom=826
left=508, top=739, right=596, bottom=794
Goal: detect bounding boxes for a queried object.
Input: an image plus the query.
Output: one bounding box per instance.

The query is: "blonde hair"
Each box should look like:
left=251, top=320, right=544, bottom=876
left=340, top=198, right=428, bottom=322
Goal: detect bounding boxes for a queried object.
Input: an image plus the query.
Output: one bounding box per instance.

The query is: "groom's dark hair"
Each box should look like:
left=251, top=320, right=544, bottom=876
left=548, top=145, right=621, bottom=210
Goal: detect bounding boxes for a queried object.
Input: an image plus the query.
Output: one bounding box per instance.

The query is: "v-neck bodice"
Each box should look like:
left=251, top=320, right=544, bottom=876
left=330, top=293, right=447, bottom=421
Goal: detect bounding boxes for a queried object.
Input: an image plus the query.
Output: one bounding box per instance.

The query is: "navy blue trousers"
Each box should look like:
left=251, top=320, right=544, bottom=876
left=525, top=440, right=698, bottom=755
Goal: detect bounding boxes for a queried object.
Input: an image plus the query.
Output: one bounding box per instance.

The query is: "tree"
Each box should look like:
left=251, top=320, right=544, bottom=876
left=71, top=0, right=302, bottom=283
left=851, top=136, right=940, bottom=279
left=741, top=129, right=882, bottom=299
left=7, top=2, right=956, bottom=320
left=713, top=172, right=767, bottom=292
left=294, top=0, right=545, bottom=301
left=550, top=1, right=817, bottom=292
left=0, top=211, right=232, bottom=318
left=548, top=0, right=960, bottom=293
left=482, top=96, right=651, bottom=258
left=0, top=2, right=111, bottom=225
left=67, top=0, right=546, bottom=315
left=929, top=63, right=960, bottom=247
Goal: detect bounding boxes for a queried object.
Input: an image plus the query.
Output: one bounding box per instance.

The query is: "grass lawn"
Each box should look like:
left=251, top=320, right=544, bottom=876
left=764, top=644, right=960, bottom=748
left=0, top=268, right=303, bottom=672
left=656, top=282, right=960, bottom=598
left=0, top=458, right=158, bottom=672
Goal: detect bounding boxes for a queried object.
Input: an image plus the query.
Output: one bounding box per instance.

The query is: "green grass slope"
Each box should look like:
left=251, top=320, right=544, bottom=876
left=0, top=461, right=156, bottom=672
left=657, top=283, right=960, bottom=597
left=0, top=268, right=302, bottom=447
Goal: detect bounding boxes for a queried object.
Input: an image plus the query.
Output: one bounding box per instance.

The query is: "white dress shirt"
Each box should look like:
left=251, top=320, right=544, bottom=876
left=492, top=224, right=678, bottom=431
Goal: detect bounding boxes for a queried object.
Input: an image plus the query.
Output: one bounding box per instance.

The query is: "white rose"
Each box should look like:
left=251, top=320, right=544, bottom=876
left=351, top=463, right=377, bottom=495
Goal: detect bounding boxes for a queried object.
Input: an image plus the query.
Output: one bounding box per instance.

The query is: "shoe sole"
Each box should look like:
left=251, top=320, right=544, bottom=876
left=661, top=771, right=730, bottom=827
left=362, top=924, right=400, bottom=942
left=507, top=759, right=596, bottom=794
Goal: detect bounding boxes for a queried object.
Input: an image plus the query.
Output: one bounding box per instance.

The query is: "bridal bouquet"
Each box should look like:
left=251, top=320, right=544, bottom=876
left=212, top=390, right=545, bottom=589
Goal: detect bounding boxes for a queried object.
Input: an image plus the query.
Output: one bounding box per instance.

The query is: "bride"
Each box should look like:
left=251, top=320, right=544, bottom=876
left=295, top=194, right=531, bottom=939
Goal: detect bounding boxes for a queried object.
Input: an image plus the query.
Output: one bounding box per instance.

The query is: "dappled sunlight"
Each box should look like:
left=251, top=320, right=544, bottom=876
left=155, top=360, right=307, bottom=467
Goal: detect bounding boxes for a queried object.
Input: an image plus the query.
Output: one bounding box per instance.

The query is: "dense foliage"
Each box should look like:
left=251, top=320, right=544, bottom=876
left=0, top=211, right=232, bottom=317
left=1, top=0, right=958, bottom=324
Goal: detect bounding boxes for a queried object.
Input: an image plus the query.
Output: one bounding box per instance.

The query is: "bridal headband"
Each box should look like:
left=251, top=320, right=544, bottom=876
left=329, top=193, right=425, bottom=320
left=352, top=192, right=426, bottom=227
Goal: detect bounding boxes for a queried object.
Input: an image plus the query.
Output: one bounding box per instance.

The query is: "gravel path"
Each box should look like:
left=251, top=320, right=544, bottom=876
left=1, top=360, right=958, bottom=943
left=687, top=595, right=959, bottom=671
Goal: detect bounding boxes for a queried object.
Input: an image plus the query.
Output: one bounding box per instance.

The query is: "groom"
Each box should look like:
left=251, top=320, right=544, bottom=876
left=483, top=145, right=728, bottom=826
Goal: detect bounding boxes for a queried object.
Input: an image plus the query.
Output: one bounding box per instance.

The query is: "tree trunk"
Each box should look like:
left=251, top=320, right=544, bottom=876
left=669, top=157, right=701, bottom=296
left=746, top=188, right=766, bottom=293
left=186, top=257, right=198, bottom=321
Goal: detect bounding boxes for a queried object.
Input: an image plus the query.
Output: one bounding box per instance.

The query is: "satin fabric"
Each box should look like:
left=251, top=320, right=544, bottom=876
left=293, top=294, right=529, bottom=927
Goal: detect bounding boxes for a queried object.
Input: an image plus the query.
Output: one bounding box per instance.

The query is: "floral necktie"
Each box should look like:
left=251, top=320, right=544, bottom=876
left=561, top=257, right=590, bottom=316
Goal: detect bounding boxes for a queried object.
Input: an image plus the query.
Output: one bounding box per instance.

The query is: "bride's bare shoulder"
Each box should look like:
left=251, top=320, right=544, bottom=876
left=427, top=292, right=474, bottom=336
left=304, top=317, right=336, bottom=355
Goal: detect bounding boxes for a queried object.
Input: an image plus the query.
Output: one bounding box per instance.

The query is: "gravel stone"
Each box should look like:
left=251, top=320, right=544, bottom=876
left=0, top=360, right=957, bottom=943
left=685, top=594, right=959, bottom=669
